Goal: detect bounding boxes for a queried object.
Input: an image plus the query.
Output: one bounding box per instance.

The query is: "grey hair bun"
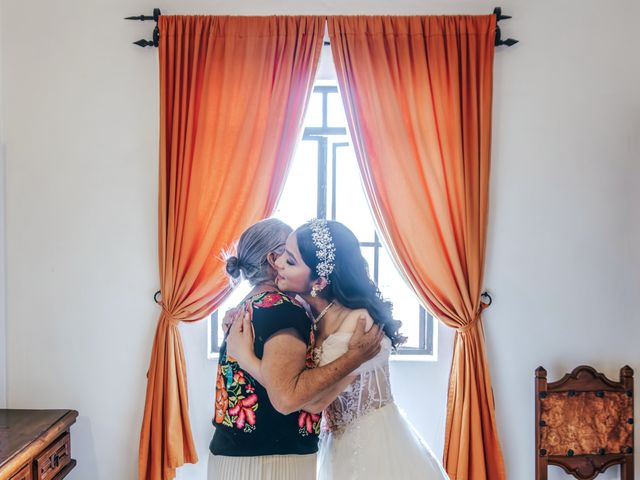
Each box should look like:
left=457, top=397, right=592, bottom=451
left=225, top=256, right=241, bottom=279
left=225, top=218, right=293, bottom=287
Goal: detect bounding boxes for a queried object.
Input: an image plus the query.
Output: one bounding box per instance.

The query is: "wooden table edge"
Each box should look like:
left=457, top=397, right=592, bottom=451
left=0, top=410, right=79, bottom=478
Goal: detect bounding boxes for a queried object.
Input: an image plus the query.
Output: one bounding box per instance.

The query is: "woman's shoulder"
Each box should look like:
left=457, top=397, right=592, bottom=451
left=250, top=291, right=304, bottom=310
left=335, top=307, right=375, bottom=333
left=248, top=291, right=310, bottom=328
left=249, top=291, right=312, bottom=343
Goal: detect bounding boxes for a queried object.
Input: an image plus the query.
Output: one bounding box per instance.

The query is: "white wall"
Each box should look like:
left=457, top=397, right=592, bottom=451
left=485, top=2, right=640, bottom=478
left=2, top=1, right=159, bottom=478
left=0, top=145, right=6, bottom=410
left=0, top=0, right=6, bottom=409
left=1, top=1, right=638, bottom=480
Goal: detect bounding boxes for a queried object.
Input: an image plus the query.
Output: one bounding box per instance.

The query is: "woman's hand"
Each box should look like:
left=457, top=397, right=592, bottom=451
left=221, top=306, right=243, bottom=334
left=226, top=309, right=255, bottom=366
left=346, top=316, right=384, bottom=364
left=226, top=310, right=265, bottom=383
left=301, top=317, right=384, bottom=414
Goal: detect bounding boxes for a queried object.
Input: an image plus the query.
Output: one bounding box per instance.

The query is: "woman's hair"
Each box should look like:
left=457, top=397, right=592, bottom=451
left=295, top=220, right=406, bottom=349
left=225, top=218, right=292, bottom=287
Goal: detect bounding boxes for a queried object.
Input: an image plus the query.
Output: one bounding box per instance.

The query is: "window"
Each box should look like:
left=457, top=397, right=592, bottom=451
left=209, top=82, right=437, bottom=360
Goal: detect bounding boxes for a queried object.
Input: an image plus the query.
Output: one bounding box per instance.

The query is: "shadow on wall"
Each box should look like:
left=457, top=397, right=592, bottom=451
left=71, top=415, right=99, bottom=479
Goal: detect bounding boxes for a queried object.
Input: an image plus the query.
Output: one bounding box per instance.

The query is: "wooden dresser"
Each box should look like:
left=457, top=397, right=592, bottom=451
left=0, top=410, right=78, bottom=480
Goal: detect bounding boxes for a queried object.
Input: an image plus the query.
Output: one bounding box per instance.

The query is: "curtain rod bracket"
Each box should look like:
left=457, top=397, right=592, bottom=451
left=126, top=8, right=161, bottom=47
left=494, top=7, right=518, bottom=47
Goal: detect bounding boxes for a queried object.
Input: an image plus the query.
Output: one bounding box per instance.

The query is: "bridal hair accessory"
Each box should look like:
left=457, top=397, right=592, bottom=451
left=309, top=218, right=336, bottom=282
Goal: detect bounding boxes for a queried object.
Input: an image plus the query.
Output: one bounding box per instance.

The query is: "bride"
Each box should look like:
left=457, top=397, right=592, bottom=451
left=227, top=218, right=449, bottom=479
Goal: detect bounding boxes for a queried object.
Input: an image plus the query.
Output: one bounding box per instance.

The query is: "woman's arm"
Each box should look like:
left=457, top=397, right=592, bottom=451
left=281, top=310, right=377, bottom=414
left=260, top=317, right=382, bottom=415
left=233, top=351, right=266, bottom=385
left=233, top=343, right=354, bottom=414
left=227, top=311, right=383, bottom=415
left=300, top=374, right=356, bottom=414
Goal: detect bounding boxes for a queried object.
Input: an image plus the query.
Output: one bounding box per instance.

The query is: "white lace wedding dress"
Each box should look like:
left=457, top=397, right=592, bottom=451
left=315, top=332, right=449, bottom=480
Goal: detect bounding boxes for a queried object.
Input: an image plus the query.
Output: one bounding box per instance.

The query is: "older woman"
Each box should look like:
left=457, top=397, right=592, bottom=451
left=209, top=218, right=382, bottom=480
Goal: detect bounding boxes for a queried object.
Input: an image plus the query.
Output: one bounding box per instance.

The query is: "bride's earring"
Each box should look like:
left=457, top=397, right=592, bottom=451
left=310, top=286, right=319, bottom=297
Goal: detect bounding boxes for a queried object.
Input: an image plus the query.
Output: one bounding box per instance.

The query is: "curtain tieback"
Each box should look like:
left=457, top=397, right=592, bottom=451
left=159, top=302, right=180, bottom=326
left=160, top=303, right=180, bottom=325
left=457, top=301, right=490, bottom=333
left=457, top=316, right=482, bottom=333
left=161, top=303, right=180, bottom=327
left=154, top=289, right=180, bottom=326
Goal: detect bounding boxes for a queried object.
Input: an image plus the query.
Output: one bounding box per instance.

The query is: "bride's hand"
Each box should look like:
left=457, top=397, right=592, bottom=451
left=346, top=316, right=384, bottom=363
left=226, top=309, right=255, bottom=366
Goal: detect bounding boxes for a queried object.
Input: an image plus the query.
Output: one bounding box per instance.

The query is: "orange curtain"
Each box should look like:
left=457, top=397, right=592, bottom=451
left=139, top=16, right=324, bottom=480
left=328, top=16, right=504, bottom=480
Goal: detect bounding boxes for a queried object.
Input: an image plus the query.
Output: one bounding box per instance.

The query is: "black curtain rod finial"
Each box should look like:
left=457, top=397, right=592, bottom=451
left=133, top=39, right=155, bottom=47
left=498, top=38, right=519, bottom=47
left=125, top=14, right=154, bottom=21
left=125, top=8, right=161, bottom=22
left=493, top=6, right=518, bottom=47
left=127, top=8, right=161, bottom=47
left=493, top=7, right=512, bottom=22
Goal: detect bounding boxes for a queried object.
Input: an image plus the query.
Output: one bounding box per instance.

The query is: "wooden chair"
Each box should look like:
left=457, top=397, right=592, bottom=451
left=535, top=365, right=634, bottom=480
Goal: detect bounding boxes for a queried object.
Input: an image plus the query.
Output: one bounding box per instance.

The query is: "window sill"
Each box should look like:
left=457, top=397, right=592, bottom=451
left=390, top=353, right=438, bottom=362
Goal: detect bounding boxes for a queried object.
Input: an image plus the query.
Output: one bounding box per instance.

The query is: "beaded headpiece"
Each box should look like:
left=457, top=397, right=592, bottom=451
left=309, top=218, right=336, bottom=282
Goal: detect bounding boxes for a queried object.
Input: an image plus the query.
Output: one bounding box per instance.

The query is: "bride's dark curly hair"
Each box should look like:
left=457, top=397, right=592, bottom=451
left=295, top=220, right=406, bottom=349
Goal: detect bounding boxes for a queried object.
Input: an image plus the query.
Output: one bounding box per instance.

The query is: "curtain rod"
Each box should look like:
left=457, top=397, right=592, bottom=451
left=125, top=7, right=518, bottom=48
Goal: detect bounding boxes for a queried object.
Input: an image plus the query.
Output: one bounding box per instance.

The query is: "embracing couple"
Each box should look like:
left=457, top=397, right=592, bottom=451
left=208, top=218, right=448, bottom=480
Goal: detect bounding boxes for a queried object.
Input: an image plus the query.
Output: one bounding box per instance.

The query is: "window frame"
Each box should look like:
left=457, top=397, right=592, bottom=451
left=209, top=84, right=436, bottom=359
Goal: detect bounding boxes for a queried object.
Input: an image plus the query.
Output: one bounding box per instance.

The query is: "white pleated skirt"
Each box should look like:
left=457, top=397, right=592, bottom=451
left=207, top=453, right=317, bottom=480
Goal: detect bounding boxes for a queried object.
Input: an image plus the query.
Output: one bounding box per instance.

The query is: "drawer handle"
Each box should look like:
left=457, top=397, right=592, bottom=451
left=52, top=453, right=60, bottom=468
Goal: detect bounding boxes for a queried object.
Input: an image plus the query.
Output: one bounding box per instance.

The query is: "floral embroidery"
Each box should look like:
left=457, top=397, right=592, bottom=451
left=215, top=357, right=259, bottom=433
left=213, top=290, right=321, bottom=437
left=214, top=368, right=228, bottom=424
left=234, top=370, right=246, bottom=385
left=253, top=292, right=285, bottom=309
left=252, top=291, right=303, bottom=309
left=228, top=393, right=258, bottom=429
left=298, top=328, right=321, bottom=435
left=298, top=411, right=321, bottom=436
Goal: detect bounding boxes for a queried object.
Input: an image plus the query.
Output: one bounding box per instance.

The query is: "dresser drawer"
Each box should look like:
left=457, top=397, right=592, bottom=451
left=33, top=433, right=71, bottom=480
left=9, top=463, right=31, bottom=480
